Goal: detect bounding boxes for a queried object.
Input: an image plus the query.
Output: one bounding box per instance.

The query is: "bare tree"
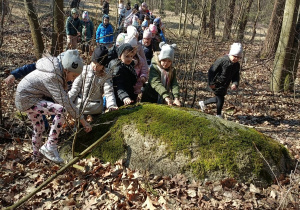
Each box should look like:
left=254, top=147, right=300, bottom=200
left=182, top=0, right=188, bottom=36
left=236, top=0, right=253, bottom=42
left=260, top=0, right=285, bottom=59
left=0, top=0, right=9, bottom=48
left=222, top=0, right=236, bottom=40
left=250, top=0, right=261, bottom=42
left=51, top=0, right=64, bottom=56
left=178, top=0, right=183, bottom=35
left=208, top=0, right=216, bottom=39
left=24, top=0, right=44, bottom=59
left=201, top=0, right=208, bottom=34
left=271, top=0, right=300, bottom=92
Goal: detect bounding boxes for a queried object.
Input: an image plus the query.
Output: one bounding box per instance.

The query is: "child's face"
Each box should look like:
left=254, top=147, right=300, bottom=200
left=65, top=70, right=79, bottom=82
left=229, top=55, right=241, bottom=63
left=160, top=59, right=172, bottom=69
left=91, top=61, right=104, bottom=73
left=143, top=38, right=151, bottom=46
left=120, top=49, right=135, bottom=65
left=103, top=18, right=109, bottom=25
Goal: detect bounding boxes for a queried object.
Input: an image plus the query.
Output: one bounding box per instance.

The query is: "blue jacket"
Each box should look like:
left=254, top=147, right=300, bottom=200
left=11, top=63, right=36, bottom=79
left=96, top=23, right=114, bottom=44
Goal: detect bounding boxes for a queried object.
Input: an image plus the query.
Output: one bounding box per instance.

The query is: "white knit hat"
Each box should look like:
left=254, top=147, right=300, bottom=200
left=158, top=42, right=177, bottom=62
left=82, top=11, right=89, bottom=20
left=229, top=43, right=243, bottom=57
left=125, top=36, right=138, bottom=48
left=61, top=50, right=83, bottom=74
left=116, top=33, right=127, bottom=46
left=127, top=25, right=138, bottom=38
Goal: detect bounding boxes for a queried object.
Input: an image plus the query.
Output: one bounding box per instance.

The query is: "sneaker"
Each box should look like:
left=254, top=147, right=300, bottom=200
left=216, top=115, right=223, bottom=119
left=39, top=144, right=64, bottom=163
left=199, top=101, right=206, bottom=112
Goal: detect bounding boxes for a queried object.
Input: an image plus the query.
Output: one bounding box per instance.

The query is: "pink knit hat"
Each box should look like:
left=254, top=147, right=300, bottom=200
left=149, top=24, right=157, bottom=34
left=143, top=28, right=152, bottom=39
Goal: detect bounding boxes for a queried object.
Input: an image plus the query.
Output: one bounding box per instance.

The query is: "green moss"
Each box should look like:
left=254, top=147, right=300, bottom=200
left=73, top=103, right=292, bottom=183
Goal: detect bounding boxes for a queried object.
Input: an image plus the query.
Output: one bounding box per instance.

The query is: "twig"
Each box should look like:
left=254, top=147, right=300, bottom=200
left=252, top=141, right=282, bottom=188
left=5, top=130, right=111, bottom=210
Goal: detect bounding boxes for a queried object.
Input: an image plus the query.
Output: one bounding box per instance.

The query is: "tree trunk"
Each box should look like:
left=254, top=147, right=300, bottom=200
left=24, top=0, right=44, bottom=59
left=178, top=0, right=183, bottom=35
left=208, top=0, right=216, bottom=39
left=236, top=0, right=253, bottom=42
left=51, top=0, right=64, bottom=56
left=260, top=0, right=285, bottom=59
left=183, top=0, right=188, bottom=36
left=159, top=0, right=164, bottom=15
left=271, top=0, right=300, bottom=92
left=201, top=0, right=207, bottom=34
left=174, top=0, right=179, bottom=15
left=222, top=0, right=236, bottom=40
left=250, top=0, right=261, bottom=43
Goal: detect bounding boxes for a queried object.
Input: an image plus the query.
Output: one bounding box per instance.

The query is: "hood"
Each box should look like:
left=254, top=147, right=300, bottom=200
left=36, top=55, right=63, bottom=77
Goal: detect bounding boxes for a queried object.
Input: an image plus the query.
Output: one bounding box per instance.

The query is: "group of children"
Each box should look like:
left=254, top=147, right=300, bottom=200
left=4, top=0, right=244, bottom=164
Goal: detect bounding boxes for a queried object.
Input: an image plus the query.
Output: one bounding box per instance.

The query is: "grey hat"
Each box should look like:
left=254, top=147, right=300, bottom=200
left=117, top=43, right=133, bottom=58
left=61, top=50, right=83, bottom=74
left=158, top=42, right=177, bottom=62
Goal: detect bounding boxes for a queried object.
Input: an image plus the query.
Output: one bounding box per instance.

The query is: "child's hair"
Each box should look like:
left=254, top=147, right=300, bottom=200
left=119, top=0, right=124, bottom=4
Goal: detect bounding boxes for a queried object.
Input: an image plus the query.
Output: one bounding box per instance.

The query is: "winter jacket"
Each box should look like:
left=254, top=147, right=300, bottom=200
left=141, top=53, right=179, bottom=103
left=110, top=59, right=138, bottom=107
left=66, top=16, right=82, bottom=36
left=96, top=22, right=114, bottom=44
left=133, top=43, right=149, bottom=94
left=139, top=40, right=154, bottom=65
left=81, top=19, right=94, bottom=42
left=208, top=55, right=240, bottom=95
left=11, top=63, right=36, bottom=79
left=68, top=65, right=116, bottom=115
left=15, top=56, right=81, bottom=119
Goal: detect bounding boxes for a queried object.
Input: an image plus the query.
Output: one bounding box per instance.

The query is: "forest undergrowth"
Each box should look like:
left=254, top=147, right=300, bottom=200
left=0, top=1, right=299, bottom=209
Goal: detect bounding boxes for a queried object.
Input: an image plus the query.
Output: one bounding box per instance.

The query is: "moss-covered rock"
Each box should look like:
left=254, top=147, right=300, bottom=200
left=62, top=103, right=295, bottom=186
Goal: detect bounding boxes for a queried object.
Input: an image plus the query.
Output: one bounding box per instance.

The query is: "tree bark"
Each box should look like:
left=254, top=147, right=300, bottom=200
left=222, top=0, right=236, bottom=40
left=51, top=0, right=64, bottom=56
left=183, top=0, right=188, bottom=36
left=24, top=0, right=44, bottom=59
left=236, top=0, right=253, bottom=42
left=260, top=0, right=285, bottom=59
left=178, top=0, right=183, bottom=35
left=208, top=0, right=216, bottom=39
left=271, top=0, right=300, bottom=92
left=201, top=0, right=207, bottom=34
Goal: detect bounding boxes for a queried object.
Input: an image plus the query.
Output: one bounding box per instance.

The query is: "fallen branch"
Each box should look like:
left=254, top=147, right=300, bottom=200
left=5, top=130, right=111, bottom=210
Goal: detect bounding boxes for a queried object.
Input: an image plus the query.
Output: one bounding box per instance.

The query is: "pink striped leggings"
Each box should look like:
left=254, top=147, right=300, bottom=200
left=26, top=100, right=66, bottom=158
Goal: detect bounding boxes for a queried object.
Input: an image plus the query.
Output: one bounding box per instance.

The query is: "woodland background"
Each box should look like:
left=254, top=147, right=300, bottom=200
left=0, top=0, right=299, bottom=209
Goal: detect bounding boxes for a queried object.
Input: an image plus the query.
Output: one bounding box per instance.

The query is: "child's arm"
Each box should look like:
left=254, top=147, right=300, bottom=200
left=5, top=63, right=37, bottom=85
left=68, top=72, right=83, bottom=102
left=113, top=68, right=133, bottom=104
left=104, top=78, right=118, bottom=109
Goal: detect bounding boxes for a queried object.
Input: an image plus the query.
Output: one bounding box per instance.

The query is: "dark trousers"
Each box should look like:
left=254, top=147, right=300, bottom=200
left=204, top=95, right=225, bottom=115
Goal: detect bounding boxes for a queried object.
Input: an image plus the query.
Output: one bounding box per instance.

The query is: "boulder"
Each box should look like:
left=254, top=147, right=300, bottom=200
left=63, top=104, right=295, bottom=186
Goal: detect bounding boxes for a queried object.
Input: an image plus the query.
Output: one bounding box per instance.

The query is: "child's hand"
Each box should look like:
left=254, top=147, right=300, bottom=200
left=231, top=84, right=237, bottom=90
left=4, top=75, right=15, bottom=85
left=165, top=97, right=173, bottom=106
left=173, top=98, right=181, bottom=106
left=141, top=77, right=147, bottom=83
left=108, top=106, right=119, bottom=112
left=123, top=97, right=133, bottom=105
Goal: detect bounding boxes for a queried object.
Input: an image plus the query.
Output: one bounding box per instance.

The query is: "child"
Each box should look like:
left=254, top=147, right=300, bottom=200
left=102, top=0, right=110, bottom=15
left=81, top=11, right=94, bottom=55
left=96, top=14, right=114, bottom=49
left=141, top=42, right=181, bottom=106
left=149, top=24, right=161, bottom=52
left=66, top=8, right=82, bottom=50
left=110, top=43, right=137, bottom=107
left=15, top=50, right=92, bottom=163
left=140, top=28, right=154, bottom=66
left=68, top=45, right=118, bottom=115
left=198, top=43, right=242, bottom=118
left=125, top=2, right=132, bottom=18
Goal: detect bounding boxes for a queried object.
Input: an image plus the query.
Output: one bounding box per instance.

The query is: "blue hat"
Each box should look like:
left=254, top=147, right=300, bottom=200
left=141, top=20, right=148, bottom=27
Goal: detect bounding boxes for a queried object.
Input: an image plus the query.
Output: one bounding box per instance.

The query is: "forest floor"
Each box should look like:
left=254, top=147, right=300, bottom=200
left=0, top=0, right=300, bottom=209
